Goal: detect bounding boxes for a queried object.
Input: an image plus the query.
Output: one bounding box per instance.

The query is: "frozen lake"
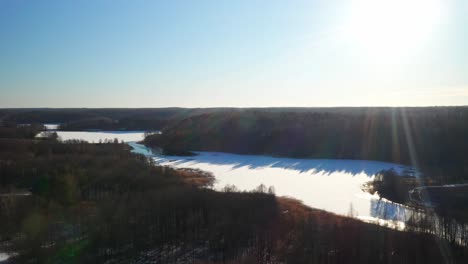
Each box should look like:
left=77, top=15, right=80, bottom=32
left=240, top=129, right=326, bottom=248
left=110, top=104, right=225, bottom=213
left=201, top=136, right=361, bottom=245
left=36, top=130, right=146, bottom=143
left=32, top=128, right=418, bottom=227
left=44, top=123, right=60, bottom=130
left=129, top=143, right=415, bottom=227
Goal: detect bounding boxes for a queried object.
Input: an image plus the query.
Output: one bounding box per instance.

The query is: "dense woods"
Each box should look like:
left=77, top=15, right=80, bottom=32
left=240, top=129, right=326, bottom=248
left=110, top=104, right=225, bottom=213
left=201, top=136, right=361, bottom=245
left=0, top=122, right=44, bottom=139
left=144, top=107, right=468, bottom=183
left=0, top=108, right=234, bottom=131
left=1, top=123, right=468, bottom=263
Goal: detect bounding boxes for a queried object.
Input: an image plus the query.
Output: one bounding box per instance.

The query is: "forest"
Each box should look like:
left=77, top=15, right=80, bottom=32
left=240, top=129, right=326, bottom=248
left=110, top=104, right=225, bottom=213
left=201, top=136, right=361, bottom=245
left=1, top=122, right=468, bottom=263
left=143, top=107, right=468, bottom=183
left=0, top=108, right=232, bottom=131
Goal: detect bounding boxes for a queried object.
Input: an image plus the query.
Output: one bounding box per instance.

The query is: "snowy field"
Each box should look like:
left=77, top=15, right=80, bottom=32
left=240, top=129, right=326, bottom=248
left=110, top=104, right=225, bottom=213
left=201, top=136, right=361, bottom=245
left=129, top=143, right=415, bottom=226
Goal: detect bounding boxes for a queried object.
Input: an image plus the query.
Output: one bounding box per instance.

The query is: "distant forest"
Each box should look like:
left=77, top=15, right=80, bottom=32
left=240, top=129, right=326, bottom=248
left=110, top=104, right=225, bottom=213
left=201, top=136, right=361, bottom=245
left=0, top=108, right=232, bottom=131
left=143, top=107, right=468, bottom=183
left=1, top=123, right=467, bottom=263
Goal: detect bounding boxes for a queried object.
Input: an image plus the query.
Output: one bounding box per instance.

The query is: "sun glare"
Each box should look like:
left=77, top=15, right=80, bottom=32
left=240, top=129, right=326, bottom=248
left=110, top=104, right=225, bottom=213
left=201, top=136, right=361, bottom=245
left=343, top=0, right=445, bottom=60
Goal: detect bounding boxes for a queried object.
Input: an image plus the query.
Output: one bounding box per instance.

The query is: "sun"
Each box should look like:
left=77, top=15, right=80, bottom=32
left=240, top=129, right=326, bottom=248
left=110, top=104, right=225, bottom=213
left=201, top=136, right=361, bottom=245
left=342, top=0, right=445, bottom=60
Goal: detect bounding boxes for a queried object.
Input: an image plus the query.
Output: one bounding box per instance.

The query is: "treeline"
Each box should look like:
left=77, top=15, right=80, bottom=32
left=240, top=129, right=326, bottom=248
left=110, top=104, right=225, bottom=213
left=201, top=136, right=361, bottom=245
left=0, top=122, right=44, bottom=139
left=0, top=108, right=188, bottom=123
left=0, top=109, right=182, bottom=131
left=0, top=108, right=237, bottom=131
left=144, top=107, right=468, bottom=183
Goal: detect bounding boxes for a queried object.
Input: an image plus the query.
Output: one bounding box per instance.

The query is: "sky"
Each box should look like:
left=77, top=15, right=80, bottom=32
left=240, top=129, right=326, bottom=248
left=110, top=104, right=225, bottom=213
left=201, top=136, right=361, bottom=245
left=0, top=0, right=467, bottom=107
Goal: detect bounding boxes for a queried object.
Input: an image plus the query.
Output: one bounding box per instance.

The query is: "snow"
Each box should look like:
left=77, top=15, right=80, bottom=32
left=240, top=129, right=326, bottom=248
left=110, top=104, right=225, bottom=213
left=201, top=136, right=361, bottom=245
left=129, top=141, right=159, bottom=156
left=130, top=143, right=415, bottom=224
left=0, top=253, right=9, bottom=262
left=36, top=131, right=145, bottom=143
left=0, top=192, right=31, bottom=197
left=43, top=124, right=60, bottom=130
left=36, top=131, right=146, bottom=143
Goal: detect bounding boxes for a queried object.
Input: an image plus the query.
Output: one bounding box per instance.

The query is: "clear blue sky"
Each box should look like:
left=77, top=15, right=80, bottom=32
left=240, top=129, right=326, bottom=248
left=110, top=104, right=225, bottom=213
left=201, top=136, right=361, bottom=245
left=1, top=0, right=467, bottom=107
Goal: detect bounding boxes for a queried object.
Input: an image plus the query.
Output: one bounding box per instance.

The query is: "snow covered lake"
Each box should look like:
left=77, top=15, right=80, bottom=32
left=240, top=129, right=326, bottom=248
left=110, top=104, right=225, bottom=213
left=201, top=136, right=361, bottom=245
left=129, top=143, right=415, bottom=227
left=33, top=128, right=417, bottom=227
left=36, top=130, right=146, bottom=143
left=44, top=123, right=60, bottom=130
